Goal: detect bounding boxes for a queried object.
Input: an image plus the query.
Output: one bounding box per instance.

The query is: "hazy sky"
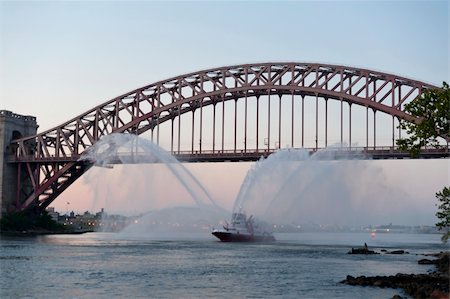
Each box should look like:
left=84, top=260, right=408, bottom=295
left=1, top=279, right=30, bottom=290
left=1, top=1, right=449, bottom=225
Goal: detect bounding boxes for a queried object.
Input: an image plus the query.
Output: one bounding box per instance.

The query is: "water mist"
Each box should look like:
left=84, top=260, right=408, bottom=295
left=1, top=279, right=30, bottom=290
left=79, top=133, right=227, bottom=235
left=233, top=147, right=413, bottom=228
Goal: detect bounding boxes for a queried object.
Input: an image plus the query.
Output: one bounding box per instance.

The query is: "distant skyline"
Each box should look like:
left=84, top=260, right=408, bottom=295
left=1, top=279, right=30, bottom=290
left=1, top=1, right=448, bottom=225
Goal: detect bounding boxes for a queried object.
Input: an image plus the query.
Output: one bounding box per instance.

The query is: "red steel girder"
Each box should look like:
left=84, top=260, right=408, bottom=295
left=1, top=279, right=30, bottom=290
left=9, top=62, right=440, bottom=212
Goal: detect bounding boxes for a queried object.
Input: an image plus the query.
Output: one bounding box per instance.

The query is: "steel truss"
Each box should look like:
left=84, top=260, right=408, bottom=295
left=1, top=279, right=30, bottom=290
left=10, top=62, right=442, bottom=211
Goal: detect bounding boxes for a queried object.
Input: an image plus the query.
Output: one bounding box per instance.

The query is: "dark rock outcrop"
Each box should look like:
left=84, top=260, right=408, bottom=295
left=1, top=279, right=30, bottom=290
left=342, top=273, right=448, bottom=298
left=347, top=243, right=378, bottom=254
left=418, top=258, right=436, bottom=265
left=435, top=253, right=449, bottom=275
left=348, top=247, right=379, bottom=254
left=388, top=250, right=408, bottom=255
left=342, top=252, right=450, bottom=299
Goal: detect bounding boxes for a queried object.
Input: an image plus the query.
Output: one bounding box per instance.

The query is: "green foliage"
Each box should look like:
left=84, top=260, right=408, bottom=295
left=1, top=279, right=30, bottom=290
left=0, top=211, right=64, bottom=233
left=0, top=211, right=34, bottom=232
left=35, top=212, right=64, bottom=230
left=435, top=186, right=450, bottom=243
left=397, top=82, right=450, bottom=157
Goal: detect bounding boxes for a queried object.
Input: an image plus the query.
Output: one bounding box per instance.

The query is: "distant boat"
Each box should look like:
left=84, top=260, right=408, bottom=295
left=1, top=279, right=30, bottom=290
left=212, top=212, right=275, bottom=242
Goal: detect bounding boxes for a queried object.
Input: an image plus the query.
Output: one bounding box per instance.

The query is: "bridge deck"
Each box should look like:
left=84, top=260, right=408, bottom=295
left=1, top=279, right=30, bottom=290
left=8, top=147, right=449, bottom=164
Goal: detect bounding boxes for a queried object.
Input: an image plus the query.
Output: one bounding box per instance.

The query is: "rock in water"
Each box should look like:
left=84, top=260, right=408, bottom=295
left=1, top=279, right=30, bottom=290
left=418, top=259, right=436, bottom=265
left=341, top=252, right=450, bottom=299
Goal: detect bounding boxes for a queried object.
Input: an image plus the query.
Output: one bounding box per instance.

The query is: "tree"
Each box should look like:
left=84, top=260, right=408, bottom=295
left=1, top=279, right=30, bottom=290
left=0, top=211, right=64, bottom=233
left=436, top=186, right=450, bottom=243
left=396, top=83, right=449, bottom=243
left=396, top=82, right=450, bottom=157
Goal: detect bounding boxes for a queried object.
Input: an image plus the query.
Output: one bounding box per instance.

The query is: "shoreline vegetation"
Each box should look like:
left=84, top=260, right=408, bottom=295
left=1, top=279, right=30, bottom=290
left=0, top=211, right=93, bottom=237
left=342, top=246, right=449, bottom=299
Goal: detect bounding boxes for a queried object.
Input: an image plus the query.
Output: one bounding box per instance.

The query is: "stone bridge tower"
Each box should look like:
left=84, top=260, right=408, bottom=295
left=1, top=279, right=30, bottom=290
left=0, top=110, right=38, bottom=217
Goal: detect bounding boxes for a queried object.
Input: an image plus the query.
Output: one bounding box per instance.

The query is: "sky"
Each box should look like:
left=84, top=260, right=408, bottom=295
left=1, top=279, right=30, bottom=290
left=1, top=0, right=449, bottom=226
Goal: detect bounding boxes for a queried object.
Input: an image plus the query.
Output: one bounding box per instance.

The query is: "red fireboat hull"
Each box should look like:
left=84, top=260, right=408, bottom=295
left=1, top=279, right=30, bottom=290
left=212, top=231, right=275, bottom=242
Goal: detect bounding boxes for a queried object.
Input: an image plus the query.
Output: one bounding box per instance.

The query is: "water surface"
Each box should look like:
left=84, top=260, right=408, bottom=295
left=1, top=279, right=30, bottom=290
left=0, top=232, right=446, bottom=298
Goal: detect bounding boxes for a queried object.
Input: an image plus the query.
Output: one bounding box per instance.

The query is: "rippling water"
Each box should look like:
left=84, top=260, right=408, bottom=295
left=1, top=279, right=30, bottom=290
left=0, top=232, right=446, bottom=298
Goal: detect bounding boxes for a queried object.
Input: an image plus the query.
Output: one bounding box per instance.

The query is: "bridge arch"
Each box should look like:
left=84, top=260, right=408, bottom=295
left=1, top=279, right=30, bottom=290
left=116, top=63, right=431, bottom=141
left=10, top=62, right=440, bottom=212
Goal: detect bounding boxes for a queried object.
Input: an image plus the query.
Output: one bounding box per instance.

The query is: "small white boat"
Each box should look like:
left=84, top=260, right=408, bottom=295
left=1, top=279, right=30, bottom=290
left=212, top=212, right=275, bottom=242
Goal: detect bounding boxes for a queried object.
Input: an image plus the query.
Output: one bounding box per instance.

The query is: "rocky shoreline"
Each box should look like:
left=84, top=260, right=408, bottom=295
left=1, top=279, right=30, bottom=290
left=341, top=251, right=449, bottom=299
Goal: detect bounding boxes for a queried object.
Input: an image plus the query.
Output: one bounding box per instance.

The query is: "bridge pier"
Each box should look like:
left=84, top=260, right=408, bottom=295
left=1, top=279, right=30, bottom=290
left=0, top=110, right=38, bottom=218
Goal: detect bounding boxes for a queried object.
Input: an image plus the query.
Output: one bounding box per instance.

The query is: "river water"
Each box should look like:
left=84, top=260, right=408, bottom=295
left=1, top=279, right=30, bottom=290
left=0, top=232, right=447, bottom=298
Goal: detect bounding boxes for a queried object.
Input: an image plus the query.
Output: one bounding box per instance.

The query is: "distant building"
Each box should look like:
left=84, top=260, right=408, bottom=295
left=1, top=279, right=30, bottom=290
left=96, top=208, right=105, bottom=218
left=46, top=207, right=60, bottom=222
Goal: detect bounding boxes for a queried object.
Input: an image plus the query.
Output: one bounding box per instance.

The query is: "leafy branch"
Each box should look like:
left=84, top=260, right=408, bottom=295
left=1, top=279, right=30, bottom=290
left=397, top=82, right=450, bottom=157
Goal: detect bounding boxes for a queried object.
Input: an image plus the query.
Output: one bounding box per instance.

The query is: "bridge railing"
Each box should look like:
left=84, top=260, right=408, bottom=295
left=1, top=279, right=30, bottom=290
left=8, top=145, right=449, bottom=163
left=173, top=146, right=449, bottom=161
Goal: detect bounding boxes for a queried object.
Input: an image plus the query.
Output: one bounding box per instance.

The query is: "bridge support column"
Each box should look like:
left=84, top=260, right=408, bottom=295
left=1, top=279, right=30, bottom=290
left=0, top=110, right=38, bottom=218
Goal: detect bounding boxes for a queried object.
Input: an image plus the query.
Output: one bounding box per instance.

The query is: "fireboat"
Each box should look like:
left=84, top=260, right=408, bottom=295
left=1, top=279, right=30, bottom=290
left=212, top=212, right=275, bottom=242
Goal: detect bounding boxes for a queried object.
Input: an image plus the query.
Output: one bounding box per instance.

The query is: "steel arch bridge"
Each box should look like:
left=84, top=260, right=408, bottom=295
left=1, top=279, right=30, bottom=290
left=8, top=62, right=448, bottom=212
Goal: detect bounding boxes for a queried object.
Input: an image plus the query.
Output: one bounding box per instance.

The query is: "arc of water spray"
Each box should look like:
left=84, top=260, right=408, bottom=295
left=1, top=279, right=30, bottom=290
left=242, top=146, right=365, bottom=221
left=163, top=162, right=219, bottom=208
left=233, top=148, right=310, bottom=213
left=132, top=136, right=218, bottom=208
left=262, top=159, right=321, bottom=220
left=80, top=133, right=219, bottom=209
